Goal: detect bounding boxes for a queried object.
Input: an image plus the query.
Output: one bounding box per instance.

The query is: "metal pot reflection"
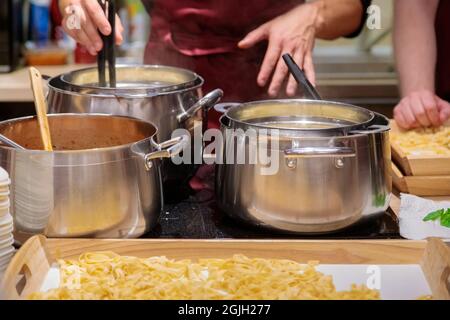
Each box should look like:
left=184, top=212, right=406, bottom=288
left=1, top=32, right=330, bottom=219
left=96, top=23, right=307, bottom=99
left=0, top=113, right=188, bottom=240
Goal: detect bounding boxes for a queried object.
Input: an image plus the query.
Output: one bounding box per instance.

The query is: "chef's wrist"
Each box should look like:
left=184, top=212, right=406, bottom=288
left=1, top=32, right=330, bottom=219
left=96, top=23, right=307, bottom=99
left=307, top=0, right=326, bottom=35
left=401, top=83, right=435, bottom=98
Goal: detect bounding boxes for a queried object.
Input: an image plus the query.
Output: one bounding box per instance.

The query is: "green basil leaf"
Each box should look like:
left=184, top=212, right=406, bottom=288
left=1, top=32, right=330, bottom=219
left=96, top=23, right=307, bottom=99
left=440, top=214, right=450, bottom=228
left=441, top=209, right=450, bottom=220
left=423, top=209, right=444, bottom=222
left=441, top=219, right=450, bottom=228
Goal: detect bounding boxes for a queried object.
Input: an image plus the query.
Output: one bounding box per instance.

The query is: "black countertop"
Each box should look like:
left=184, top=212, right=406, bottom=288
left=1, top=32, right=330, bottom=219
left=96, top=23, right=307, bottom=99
left=145, top=190, right=400, bottom=240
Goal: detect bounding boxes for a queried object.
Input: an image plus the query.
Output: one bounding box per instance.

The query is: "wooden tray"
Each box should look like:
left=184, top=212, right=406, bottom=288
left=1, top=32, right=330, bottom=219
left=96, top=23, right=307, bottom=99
left=1, top=236, right=450, bottom=300
left=391, top=162, right=450, bottom=196
left=390, top=121, right=450, bottom=176
left=389, top=193, right=450, bottom=217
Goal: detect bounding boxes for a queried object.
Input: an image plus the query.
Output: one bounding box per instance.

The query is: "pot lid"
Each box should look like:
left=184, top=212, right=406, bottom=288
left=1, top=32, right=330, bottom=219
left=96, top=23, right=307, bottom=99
left=223, top=99, right=375, bottom=132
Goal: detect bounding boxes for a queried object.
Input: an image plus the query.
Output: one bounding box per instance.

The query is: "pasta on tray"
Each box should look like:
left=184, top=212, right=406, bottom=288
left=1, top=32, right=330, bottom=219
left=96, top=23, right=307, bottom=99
left=29, top=252, right=379, bottom=300
left=391, top=126, right=450, bottom=156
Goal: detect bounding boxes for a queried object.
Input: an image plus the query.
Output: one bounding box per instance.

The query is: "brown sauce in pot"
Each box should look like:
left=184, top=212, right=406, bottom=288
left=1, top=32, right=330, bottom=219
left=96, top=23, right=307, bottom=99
left=0, top=115, right=155, bottom=151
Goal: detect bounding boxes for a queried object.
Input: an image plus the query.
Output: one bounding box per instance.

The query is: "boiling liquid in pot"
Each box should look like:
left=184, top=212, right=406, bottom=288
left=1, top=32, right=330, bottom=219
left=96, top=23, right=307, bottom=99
left=247, top=116, right=355, bottom=129
left=82, top=81, right=173, bottom=89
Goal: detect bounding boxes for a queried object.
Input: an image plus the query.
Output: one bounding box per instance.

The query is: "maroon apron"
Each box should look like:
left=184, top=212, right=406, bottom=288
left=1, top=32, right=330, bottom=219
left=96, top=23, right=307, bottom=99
left=142, top=0, right=302, bottom=129
left=141, top=0, right=302, bottom=192
left=435, top=0, right=450, bottom=101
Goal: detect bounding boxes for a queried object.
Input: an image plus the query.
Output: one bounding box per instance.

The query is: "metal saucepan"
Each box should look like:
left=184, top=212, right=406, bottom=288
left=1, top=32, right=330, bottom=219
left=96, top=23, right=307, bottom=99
left=215, top=99, right=391, bottom=233
left=0, top=114, right=188, bottom=241
left=46, top=64, right=223, bottom=193
left=220, top=99, right=376, bottom=135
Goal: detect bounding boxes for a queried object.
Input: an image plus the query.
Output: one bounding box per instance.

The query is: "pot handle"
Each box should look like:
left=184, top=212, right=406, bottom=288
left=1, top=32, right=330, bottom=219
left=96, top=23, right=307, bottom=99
left=284, top=146, right=356, bottom=158
left=144, top=135, right=189, bottom=170
left=348, top=113, right=390, bottom=135
left=214, top=102, right=240, bottom=114
left=348, top=124, right=389, bottom=135
left=177, top=89, right=223, bottom=123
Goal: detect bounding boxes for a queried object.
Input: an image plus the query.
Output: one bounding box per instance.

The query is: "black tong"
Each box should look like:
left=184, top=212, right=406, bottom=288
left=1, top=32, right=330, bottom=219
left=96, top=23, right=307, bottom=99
left=97, top=0, right=116, bottom=87
left=282, top=53, right=321, bottom=100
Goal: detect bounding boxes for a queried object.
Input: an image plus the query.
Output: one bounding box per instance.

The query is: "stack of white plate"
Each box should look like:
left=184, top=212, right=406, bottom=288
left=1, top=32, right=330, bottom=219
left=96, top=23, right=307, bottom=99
left=0, top=167, right=14, bottom=277
left=13, top=155, right=53, bottom=232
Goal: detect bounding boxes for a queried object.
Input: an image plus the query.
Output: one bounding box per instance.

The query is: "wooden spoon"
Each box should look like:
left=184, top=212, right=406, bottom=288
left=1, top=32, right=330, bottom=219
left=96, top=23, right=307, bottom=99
left=29, top=67, right=53, bottom=151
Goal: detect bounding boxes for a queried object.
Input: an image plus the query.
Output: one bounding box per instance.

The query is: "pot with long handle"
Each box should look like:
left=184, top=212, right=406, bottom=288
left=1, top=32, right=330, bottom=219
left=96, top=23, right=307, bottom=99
left=0, top=114, right=188, bottom=241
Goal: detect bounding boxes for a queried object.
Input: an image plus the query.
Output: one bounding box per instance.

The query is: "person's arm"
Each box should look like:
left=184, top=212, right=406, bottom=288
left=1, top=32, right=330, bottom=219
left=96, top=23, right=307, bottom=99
left=316, top=0, right=364, bottom=40
left=58, top=0, right=123, bottom=56
left=393, top=0, right=450, bottom=128
left=238, top=0, right=364, bottom=97
left=395, top=0, right=438, bottom=96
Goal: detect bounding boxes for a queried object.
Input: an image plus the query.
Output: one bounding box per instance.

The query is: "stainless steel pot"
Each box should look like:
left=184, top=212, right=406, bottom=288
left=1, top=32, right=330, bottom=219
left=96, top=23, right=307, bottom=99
left=0, top=114, right=188, bottom=240
left=215, top=99, right=391, bottom=233
left=220, top=99, right=376, bottom=135
left=46, top=65, right=223, bottom=190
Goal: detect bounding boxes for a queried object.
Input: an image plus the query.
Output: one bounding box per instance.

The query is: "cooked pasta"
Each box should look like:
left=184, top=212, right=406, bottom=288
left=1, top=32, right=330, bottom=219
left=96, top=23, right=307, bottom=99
left=391, top=126, right=450, bottom=156
left=28, top=252, right=380, bottom=300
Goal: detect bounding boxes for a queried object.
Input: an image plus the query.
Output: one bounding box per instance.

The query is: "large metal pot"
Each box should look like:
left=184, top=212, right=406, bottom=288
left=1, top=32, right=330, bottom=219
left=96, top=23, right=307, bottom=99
left=0, top=114, right=188, bottom=240
left=46, top=65, right=223, bottom=192
left=215, top=99, right=391, bottom=233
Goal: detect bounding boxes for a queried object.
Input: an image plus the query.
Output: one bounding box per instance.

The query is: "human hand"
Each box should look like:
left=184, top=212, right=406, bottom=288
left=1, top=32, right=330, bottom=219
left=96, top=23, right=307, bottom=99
left=59, top=0, right=124, bottom=56
left=393, top=90, right=450, bottom=129
left=238, top=2, right=324, bottom=97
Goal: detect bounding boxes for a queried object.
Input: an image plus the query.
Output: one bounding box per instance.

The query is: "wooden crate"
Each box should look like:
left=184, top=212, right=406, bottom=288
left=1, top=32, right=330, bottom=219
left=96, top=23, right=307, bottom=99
left=390, top=121, right=450, bottom=176
left=1, top=236, right=449, bottom=300
left=391, top=162, right=450, bottom=196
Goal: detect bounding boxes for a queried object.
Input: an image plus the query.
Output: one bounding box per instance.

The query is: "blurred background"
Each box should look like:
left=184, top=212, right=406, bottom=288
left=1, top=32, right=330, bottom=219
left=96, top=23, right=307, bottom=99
left=0, top=0, right=397, bottom=119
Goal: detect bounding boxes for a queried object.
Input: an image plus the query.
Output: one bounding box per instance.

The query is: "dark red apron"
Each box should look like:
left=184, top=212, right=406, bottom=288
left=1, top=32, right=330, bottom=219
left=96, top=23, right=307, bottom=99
left=141, top=0, right=302, bottom=192
left=435, top=0, right=450, bottom=101
left=142, top=0, right=302, bottom=128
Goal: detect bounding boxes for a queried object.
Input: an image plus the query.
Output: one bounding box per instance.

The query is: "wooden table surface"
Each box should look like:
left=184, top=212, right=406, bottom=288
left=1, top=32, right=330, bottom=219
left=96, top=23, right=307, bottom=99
left=0, top=64, right=92, bottom=102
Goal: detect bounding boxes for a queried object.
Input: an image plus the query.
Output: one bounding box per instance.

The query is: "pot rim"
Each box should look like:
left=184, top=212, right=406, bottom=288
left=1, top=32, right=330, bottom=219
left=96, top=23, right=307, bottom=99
left=52, top=64, right=204, bottom=98
left=0, top=113, right=159, bottom=155
left=220, top=113, right=390, bottom=140
left=48, top=75, right=204, bottom=99
left=222, top=99, right=376, bottom=133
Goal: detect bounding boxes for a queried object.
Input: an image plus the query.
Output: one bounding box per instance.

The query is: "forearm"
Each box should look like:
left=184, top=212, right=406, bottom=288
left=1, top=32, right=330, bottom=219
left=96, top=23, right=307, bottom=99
left=394, top=0, right=439, bottom=96
left=312, top=0, right=364, bottom=40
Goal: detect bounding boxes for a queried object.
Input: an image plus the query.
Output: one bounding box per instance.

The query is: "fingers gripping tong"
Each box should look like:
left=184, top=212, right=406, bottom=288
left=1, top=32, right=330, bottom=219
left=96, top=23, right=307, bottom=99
left=97, top=0, right=116, bottom=87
